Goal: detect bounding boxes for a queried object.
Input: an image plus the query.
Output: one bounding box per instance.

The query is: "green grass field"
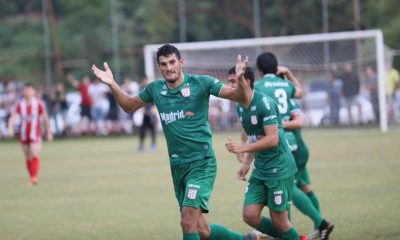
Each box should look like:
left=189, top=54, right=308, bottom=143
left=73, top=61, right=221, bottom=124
left=1, top=129, right=400, bottom=240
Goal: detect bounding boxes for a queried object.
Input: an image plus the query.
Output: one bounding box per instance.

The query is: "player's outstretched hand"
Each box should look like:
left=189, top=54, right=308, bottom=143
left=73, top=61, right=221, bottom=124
left=235, top=55, right=249, bottom=80
left=237, top=162, right=250, bottom=181
left=92, top=62, right=115, bottom=86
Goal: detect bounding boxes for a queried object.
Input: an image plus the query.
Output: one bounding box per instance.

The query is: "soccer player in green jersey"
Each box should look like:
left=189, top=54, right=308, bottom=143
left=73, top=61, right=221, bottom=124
left=283, top=99, right=334, bottom=240
left=254, top=52, right=334, bottom=239
left=225, top=67, right=299, bottom=240
left=92, top=44, right=261, bottom=240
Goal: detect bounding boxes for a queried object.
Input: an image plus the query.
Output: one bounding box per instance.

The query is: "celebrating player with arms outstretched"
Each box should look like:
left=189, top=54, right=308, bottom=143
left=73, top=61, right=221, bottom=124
left=92, top=44, right=263, bottom=240
left=8, top=83, right=53, bottom=185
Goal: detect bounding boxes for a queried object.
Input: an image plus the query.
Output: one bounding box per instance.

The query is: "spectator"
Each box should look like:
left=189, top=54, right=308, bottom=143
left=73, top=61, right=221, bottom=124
left=341, top=63, right=362, bottom=125
left=327, top=64, right=342, bottom=126
left=67, top=74, right=92, bottom=135
left=137, top=76, right=157, bottom=152
left=365, top=67, right=379, bottom=123
left=105, top=88, right=120, bottom=134
left=385, top=64, right=400, bottom=123
left=50, top=82, right=68, bottom=136
left=209, top=95, right=223, bottom=130
left=122, top=77, right=140, bottom=97
left=0, top=81, right=17, bottom=137
left=88, top=78, right=109, bottom=135
left=120, top=77, right=140, bottom=134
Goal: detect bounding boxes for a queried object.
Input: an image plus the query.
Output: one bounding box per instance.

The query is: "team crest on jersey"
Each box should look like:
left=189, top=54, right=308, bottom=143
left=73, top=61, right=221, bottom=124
left=239, top=107, right=243, bottom=112
left=160, top=90, right=167, bottom=96
left=187, top=188, right=197, bottom=200
left=181, top=87, right=190, bottom=97
left=251, top=115, right=258, bottom=125
left=251, top=106, right=256, bottom=111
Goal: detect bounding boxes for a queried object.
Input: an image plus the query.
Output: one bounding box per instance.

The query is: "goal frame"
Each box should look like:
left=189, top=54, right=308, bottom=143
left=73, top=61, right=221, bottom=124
left=144, top=29, right=387, bottom=132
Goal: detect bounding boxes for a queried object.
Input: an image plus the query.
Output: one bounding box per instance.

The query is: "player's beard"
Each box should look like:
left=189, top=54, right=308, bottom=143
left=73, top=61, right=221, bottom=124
left=164, top=70, right=182, bottom=84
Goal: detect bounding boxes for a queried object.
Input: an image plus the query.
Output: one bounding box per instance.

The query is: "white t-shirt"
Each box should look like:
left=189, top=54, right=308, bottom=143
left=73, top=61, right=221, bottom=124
left=124, top=81, right=139, bottom=97
left=89, top=83, right=109, bottom=111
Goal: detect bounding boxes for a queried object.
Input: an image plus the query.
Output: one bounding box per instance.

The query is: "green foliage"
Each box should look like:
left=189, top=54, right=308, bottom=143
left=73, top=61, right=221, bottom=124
left=0, top=17, right=44, bottom=82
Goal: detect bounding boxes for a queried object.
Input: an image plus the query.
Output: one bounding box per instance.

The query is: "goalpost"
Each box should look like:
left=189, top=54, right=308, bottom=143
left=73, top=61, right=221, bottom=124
left=144, top=30, right=391, bottom=132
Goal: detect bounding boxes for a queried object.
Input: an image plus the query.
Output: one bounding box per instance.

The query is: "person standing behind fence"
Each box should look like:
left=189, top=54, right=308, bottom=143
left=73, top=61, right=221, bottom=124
left=365, top=67, right=379, bottom=123
left=1, top=82, right=17, bottom=137
left=137, top=76, right=157, bottom=152
left=340, top=63, right=362, bottom=125
left=327, top=64, right=342, bottom=126
left=120, top=77, right=140, bottom=134
left=50, top=82, right=68, bottom=136
left=89, top=78, right=109, bottom=135
left=67, top=74, right=92, bottom=135
left=385, top=65, right=400, bottom=123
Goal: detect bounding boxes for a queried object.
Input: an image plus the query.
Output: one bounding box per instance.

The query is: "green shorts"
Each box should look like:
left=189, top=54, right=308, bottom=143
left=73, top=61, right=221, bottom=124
left=244, top=175, right=294, bottom=212
left=294, top=167, right=311, bottom=187
left=170, top=157, right=217, bottom=213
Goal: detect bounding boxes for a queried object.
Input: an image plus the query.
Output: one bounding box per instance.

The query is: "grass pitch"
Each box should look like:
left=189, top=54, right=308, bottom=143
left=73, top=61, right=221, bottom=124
left=1, top=129, right=400, bottom=240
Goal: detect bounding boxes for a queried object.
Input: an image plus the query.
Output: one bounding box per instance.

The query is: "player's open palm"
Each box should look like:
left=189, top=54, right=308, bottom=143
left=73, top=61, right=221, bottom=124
left=92, top=62, right=114, bottom=86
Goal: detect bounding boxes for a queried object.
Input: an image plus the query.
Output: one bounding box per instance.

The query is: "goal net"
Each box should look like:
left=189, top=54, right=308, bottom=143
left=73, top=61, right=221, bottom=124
left=144, top=30, right=393, bottom=132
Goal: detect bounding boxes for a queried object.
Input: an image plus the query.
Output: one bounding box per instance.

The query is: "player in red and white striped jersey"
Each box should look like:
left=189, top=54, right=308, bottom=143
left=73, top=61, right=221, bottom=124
left=8, top=83, right=53, bottom=185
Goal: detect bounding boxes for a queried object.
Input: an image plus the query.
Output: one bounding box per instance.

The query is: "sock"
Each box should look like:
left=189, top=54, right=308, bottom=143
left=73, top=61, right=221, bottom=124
left=279, top=227, right=300, bottom=240
left=209, top=224, right=244, bottom=240
left=293, top=186, right=323, bottom=228
left=256, top=216, right=280, bottom=238
left=32, top=156, right=40, bottom=180
left=183, top=232, right=200, bottom=240
left=307, top=190, right=320, bottom=213
left=26, top=158, right=34, bottom=178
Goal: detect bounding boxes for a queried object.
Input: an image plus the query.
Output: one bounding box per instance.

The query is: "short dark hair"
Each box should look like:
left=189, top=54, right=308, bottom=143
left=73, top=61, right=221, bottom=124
left=227, top=66, right=255, bottom=89
left=256, top=52, right=278, bottom=75
left=228, top=67, right=236, bottom=75
left=156, top=44, right=181, bottom=63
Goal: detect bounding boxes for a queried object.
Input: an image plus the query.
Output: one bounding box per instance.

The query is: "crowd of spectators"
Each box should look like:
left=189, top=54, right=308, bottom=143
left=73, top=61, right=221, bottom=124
left=0, top=75, right=142, bottom=138
left=323, top=63, right=400, bottom=126
left=1, top=65, right=400, bottom=140
left=0, top=75, right=241, bottom=140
